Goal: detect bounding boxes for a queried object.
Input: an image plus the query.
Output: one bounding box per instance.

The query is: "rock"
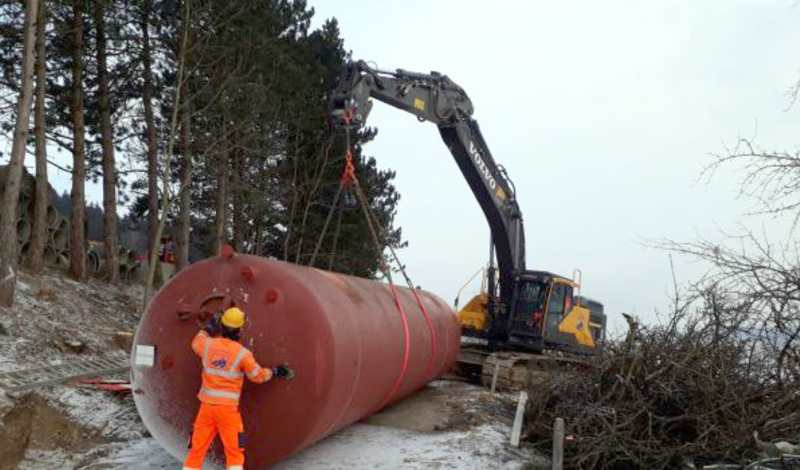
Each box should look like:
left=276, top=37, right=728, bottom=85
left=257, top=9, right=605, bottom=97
left=114, top=331, right=133, bottom=351
left=62, top=338, right=86, bottom=354
left=35, top=289, right=57, bottom=302
left=0, top=321, right=6, bottom=336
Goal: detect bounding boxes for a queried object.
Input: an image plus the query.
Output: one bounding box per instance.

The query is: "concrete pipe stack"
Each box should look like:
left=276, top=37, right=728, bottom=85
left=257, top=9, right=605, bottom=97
left=87, top=248, right=102, bottom=275
left=48, top=214, right=69, bottom=269
left=117, top=247, right=140, bottom=281
left=0, top=166, right=72, bottom=269
left=87, top=245, right=140, bottom=281
left=43, top=245, right=58, bottom=268
left=16, top=206, right=71, bottom=270
left=0, top=166, right=139, bottom=280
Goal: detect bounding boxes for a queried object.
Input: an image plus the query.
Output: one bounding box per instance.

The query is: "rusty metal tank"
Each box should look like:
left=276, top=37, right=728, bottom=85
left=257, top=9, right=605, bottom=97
left=131, top=248, right=461, bottom=468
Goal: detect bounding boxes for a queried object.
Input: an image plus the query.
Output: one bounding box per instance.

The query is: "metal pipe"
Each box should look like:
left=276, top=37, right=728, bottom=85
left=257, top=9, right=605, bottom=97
left=131, top=250, right=460, bottom=468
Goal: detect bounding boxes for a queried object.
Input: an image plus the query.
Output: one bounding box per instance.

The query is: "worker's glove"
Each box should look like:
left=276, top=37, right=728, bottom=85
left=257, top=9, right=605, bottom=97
left=271, top=363, right=295, bottom=380
left=202, top=320, right=221, bottom=337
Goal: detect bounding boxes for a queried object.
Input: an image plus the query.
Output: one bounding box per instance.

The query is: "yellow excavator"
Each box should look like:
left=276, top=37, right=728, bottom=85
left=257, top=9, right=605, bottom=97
left=332, top=61, right=607, bottom=390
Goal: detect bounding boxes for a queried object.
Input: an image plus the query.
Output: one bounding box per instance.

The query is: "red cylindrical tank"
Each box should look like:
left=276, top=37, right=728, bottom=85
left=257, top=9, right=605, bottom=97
left=131, top=252, right=460, bottom=468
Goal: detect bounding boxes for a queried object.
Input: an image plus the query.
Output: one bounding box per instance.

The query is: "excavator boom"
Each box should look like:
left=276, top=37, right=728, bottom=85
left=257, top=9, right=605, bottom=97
left=332, top=61, right=525, bottom=317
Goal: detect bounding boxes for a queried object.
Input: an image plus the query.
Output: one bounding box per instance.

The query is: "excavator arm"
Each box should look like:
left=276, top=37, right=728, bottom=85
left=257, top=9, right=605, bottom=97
left=331, top=60, right=525, bottom=315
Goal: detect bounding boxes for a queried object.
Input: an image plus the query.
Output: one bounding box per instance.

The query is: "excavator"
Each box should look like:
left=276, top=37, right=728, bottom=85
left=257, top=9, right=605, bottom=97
left=331, top=60, right=607, bottom=390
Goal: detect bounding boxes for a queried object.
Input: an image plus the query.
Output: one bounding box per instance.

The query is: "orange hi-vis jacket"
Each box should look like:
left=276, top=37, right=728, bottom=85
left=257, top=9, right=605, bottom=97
left=191, top=330, right=271, bottom=405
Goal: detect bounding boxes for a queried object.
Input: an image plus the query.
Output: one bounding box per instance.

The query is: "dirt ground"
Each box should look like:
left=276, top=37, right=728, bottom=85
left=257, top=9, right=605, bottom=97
left=0, top=269, right=548, bottom=469
left=0, top=380, right=547, bottom=469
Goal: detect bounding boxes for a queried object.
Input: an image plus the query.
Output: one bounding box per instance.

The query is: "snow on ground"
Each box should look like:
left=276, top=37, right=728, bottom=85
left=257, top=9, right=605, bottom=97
left=74, top=382, right=545, bottom=470
left=0, top=269, right=547, bottom=469
left=40, top=386, right=144, bottom=441
left=277, top=422, right=535, bottom=469
left=79, top=416, right=540, bottom=470
left=0, top=269, right=141, bottom=375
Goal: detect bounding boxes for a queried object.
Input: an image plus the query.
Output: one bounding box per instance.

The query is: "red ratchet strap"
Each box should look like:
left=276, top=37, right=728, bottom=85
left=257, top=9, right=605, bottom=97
left=336, top=112, right=424, bottom=411
left=409, top=288, right=437, bottom=377
left=376, top=270, right=411, bottom=411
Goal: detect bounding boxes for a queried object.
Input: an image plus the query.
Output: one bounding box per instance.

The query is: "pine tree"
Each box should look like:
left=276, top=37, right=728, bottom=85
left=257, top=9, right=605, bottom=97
left=0, top=0, right=39, bottom=306
left=28, top=0, right=49, bottom=274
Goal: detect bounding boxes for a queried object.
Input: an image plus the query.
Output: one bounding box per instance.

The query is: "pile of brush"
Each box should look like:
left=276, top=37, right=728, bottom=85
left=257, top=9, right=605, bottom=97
left=527, top=284, right=800, bottom=469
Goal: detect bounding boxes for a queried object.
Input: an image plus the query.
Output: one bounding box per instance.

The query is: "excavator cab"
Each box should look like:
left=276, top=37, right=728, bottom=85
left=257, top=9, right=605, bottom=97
left=504, top=272, right=606, bottom=355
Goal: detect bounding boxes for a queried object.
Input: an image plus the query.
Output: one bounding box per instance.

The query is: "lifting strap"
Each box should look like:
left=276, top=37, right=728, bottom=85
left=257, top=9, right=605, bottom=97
left=311, top=110, right=440, bottom=409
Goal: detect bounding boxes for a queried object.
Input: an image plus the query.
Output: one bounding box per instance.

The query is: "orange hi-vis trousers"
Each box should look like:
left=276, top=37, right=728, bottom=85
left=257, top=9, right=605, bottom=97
left=183, top=403, right=245, bottom=470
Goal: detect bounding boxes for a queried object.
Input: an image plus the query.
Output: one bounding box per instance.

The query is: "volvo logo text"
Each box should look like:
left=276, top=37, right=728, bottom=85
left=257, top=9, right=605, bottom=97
left=469, top=141, right=497, bottom=190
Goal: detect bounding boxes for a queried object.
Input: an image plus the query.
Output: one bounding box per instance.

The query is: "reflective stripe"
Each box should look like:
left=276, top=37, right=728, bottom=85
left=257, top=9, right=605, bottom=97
left=199, top=388, right=240, bottom=399
left=202, top=338, right=211, bottom=367
left=228, top=467, right=243, bottom=470
left=204, top=367, right=244, bottom=379
left=229, top=347, right=247, bottom=373
left=247, top=366, right=263, bottom=380
left=183, top=467, right=200, bottom=470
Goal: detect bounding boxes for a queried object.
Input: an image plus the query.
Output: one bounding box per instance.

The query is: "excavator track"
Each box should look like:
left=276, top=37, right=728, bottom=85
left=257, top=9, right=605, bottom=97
left=457, top=346, right=596, bottom=392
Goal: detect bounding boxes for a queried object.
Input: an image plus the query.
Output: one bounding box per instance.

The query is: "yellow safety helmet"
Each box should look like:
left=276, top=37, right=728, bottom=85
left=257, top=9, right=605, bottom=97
left=221, top=307, right=245, bottom=329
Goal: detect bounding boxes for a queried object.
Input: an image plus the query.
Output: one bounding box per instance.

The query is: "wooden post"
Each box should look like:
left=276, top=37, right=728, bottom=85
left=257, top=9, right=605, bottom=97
left=510, top=390, right=528, bottom=447
left=490, top=361, right=500, bottom=394
left=552, top=417, right=564, bottom=470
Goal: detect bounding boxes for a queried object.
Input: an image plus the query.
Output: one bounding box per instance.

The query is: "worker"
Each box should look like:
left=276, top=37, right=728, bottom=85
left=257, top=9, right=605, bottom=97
left=183, top=307, right=295, bottom=470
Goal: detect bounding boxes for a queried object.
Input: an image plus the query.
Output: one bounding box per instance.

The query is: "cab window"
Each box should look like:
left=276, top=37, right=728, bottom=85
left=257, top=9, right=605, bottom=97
left=548, top=284, right=573, bottom=317
left=549, top=284, right=566, bottom=316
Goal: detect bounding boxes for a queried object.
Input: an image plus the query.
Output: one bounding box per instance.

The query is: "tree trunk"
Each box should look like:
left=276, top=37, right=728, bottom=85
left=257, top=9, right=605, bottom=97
left=253, top=200, right=263, bottom=256
left=232, top=154, right=244, bottom=251
left=28, top=0, right=48, bottom=274
left=175, top=94, right=192, bottom=271
left=283, top=151, right=299, bottom=261
left=140, top=0, right=162, bottom=286
left=93, top=0, right=118, bottom=283
left=143, top=0, right=191, bottom=309
left=214, top=148, right=228, bottom=255
left=69, top=0, right=87, bottom=282
left=0, top=0, right=39, bottom=306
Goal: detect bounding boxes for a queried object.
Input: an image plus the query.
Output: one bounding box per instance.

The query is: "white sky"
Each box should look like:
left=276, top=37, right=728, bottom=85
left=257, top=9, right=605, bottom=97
left=307, top=0, right=800, bottom=333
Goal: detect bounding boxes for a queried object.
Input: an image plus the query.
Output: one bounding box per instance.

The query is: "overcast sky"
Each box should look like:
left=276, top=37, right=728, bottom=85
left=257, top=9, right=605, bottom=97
left=305, top=0, right=800, bottom=333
